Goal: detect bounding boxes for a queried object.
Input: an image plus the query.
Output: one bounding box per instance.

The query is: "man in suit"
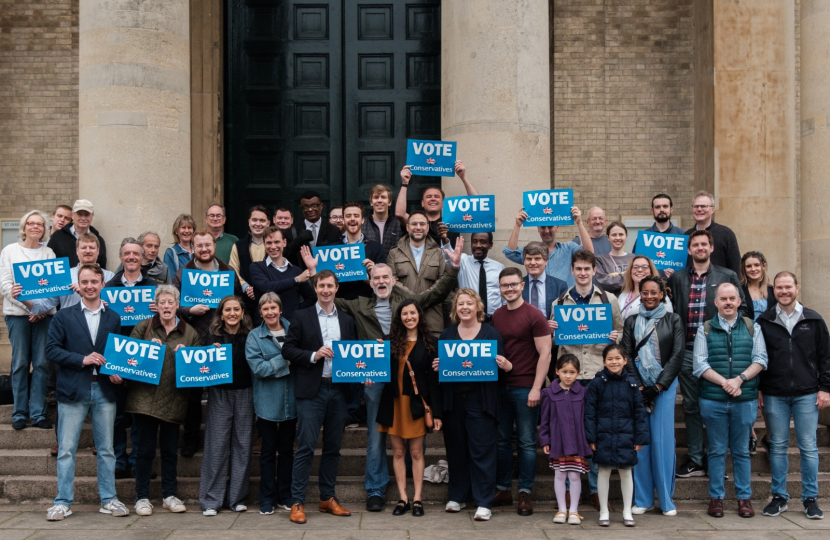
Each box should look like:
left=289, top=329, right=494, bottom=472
left=44, top=264, right=129, bottom=521
left=521, top=241, right=568, bottom=319
left=299, top=190, right=343, bottom=248
left=282, top=270, right=358, bottom=524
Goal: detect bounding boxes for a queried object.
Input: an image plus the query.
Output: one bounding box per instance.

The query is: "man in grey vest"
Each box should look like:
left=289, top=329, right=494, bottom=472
left=693, top=283, right=767, bottom=519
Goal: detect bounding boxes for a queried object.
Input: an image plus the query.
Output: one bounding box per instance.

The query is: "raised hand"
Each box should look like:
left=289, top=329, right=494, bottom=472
left=444, top=235, right=464, bottom=268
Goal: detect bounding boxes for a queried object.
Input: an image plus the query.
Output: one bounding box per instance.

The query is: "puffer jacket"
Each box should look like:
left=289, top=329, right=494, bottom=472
left=125, top=315, right=202, bottom=424
left=585, top=367, right=650, bottom=467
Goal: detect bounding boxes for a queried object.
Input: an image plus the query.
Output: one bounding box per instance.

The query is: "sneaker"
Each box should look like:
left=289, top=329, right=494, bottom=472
left=568, top=512, right=583, bottom=525
left=231, top=504, right=247, bottom=512
left=445, top=501, right=466, bottom=513
left=11, top=419, right=26, bottom=430
left=260, top=507, right=274, bottom=515
left=163, top=496, right=186, bottom=513
left=663, top=509, right=678, bottom=516
left=100, top=499, right=129, bottom=517
left=203, top=508, right=218, bottom=516
left=676, top=460, right=706, bottom=478
left=135, top=499, right=153, bottom=516
left=276, top=503, right=291, bottom=512
left=763, top=496, right=788, bottom=517
left=803, top=498, right=824, bottom=520
left=553, top=510, right=567, bottom=524
left=749, top=436, right=758, bottom=455
left=474, top=507, right=492, bottom=521
left=631, top=505, right=654, bottom=514
left=46, top=504, right=72, bottom=521
left=35, top=419, right=53, bottom=429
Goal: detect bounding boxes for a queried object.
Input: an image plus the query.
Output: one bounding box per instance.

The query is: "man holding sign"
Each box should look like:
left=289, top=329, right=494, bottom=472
left=44, top=264, right=129, bottom=521
left=334, top=201, right=386, bottom=300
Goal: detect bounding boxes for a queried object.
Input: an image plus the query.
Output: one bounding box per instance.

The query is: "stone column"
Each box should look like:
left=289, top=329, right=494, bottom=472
left=441, top=0, right=550, bottom=261
left=711, top=0, right=797, bottom=280
left=79, top=0, right=191, bottom=266
left=800, top=0, right=830, bottom=315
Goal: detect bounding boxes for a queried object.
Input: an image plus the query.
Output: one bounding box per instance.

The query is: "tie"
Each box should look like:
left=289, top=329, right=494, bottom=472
left=309, top=223, right=318, bottom=247
left=477, top=260, right=488, bottom=315
left=531, top=279, right=540, bottom=312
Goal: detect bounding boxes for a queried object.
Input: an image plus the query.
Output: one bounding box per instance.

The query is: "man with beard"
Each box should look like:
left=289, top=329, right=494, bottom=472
left=300, top=244, right=462, bottom=513
left=438, top=230, right=504, bottom=322
left=633, top=194, right=686, bottom=277
left=228, top=205, right=271, bottom=301
left=668, top=230, right=748, bottom=479
left=336, top=201, right=385, bottom=300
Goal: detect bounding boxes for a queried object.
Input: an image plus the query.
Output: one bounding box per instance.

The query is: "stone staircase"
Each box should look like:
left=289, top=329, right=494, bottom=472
left=0, top=397, right=828, bottom=504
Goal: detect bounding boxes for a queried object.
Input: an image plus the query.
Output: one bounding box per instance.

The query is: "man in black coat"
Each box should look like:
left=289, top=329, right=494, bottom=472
left=282, top=270, right=358, bottom=524
left=299, top=190, right=343, bottom=248
left=335, top=201, right=386, bottom=300
left=684, top=191, right=741, bottom=275
left=47, top=199, right=107, bottom=268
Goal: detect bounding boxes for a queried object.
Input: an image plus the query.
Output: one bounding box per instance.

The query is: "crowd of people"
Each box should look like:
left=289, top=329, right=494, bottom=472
left=0, top=162, right=828, bottom=526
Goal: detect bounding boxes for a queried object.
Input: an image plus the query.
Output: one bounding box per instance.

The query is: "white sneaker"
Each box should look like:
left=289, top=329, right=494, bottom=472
left=231, top=504, right=247, bottom=512
left=163, top=495, right=187, bottom=513
left=135, top=499, right=153, bottom=516
left=445, top=501, right=466, bottom=512
left=474, top=507, right=492, bottom=521
left=101, top=499, right=129, bottom=517
left=260, top=508, right=275, bottom=515
left=662, top=509, right=677, bottom=516
left=202, top=508, right=218, bottom=516
left=276, top=503, right=291, bottom=512
left=46, top=504, right=72, bottom=521
left=631, top=505, right=654, bottom=515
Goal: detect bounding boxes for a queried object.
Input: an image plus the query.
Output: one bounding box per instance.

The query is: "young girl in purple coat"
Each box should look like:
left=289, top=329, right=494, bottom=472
left=540, top=354, right=593, bottom=525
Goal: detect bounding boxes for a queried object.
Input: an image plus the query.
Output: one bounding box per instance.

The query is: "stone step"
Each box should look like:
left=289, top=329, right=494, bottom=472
left=2, top=473, right=828, bottom=505
left=674, top=421, right=830, bottom=447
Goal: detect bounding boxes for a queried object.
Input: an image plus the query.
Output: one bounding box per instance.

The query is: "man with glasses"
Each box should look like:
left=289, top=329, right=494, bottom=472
left=299, top=191, right=343, bottom=249
left=205, top=204, right=238, bottom=263
left=573, top=207, right=611, bottom=255
left=329, top=206, right=345, bottom=233
left=684, top=191, right=741, bottom=275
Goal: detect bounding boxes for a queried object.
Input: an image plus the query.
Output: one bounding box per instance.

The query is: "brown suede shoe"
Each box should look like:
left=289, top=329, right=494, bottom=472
left=517, top=492, right=533, bottom=516
left=491, top=489, right=513, bottom=507
left=318, top=497, right=352, bottom=516
left=708, top=498, right=724, bottom=518
left=737, top=499, right=755, bottom=518
left=290, top=503, right=307, bottom=524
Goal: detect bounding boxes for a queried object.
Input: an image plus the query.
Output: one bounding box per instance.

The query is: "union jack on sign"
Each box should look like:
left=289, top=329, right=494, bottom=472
left=203, top=289, right=213, bottom=297
left=462, top=360, right=473, bottom=368
left=123, top=305, right=135, bottom=313
left=542, top=207, right=553, bottom=214
left=127, top=358, right=138, bottom=367
left=335, top=263, right=345, bottom=270
left=426, top=158, right=436, bottom=165
left=578, top=324, right=589, bottom=332
left=200, top=366, right=210, bottom=374
left=462, top=214, right=473, bottom=221
left=355, top=360, right=366, bottom=369
left=656, top=251, right=666, bottom=258
left=38, top=278, right=49, bottom=286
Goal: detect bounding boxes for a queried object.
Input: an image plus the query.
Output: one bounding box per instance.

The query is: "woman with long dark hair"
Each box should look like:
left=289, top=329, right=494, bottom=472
left=377, top=299, right=442, bottom=517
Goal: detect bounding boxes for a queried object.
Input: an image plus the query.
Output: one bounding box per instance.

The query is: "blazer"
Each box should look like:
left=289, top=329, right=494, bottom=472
left=314, top=220, right=344, bottom=247
left=376, top=335, right=443, bottom=427
left=281, top=304, right=358, bottom=399
left=522, top=273, right=568, bottom=318
left=621, top=311, right=685, bottom=389
left=45, top=302, right=122, bottom=403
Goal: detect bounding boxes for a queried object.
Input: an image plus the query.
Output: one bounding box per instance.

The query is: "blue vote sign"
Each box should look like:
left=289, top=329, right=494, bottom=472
left=13, top=257, right=72, bottom=300
left=438, top=340, right=498, bottom=382
left=100, top=334, right=165, bottom=385
left=522, top=189, right=575, bottom=227
left=405, top=139, right=457, bottom=177
left=312, top=243, right=367, bottom=282
left=554, top=304, right=614, bottom=345
left=180, top=269, right=235, bottom=307
left=634, top=231, right=688, bottom=271
left=102, top=286, right=155, bottom=326
left=175, top=344, right=233, bottom=388
left=442, top=195, right=496, bottom=233
left=332, top=341, right=391, bottom=383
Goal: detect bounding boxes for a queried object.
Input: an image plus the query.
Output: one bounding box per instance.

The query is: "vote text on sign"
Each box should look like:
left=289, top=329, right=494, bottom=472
left=175, top=344, right=234, bottom=388
left=405, top=139, right=457, bottom=177
left=438, top=340, right=498, bottom=382
left=102, top=286, right=155, bottom=326
left=312, top=243, right=367, bottom=282
left=13, top=257, right=73, bottom=300
left=180, top=269, right=235, bottom=307
left=332, top=341, right=391, bottom=383
left=100, top=334, right=165, bottom=385
left=522, top=190, right=575, bottom=227
left=554, top=304, right=614, bottom=345
left=442, top=195, right=495, bottom=233
left=634, top=231, right=688, bottom=271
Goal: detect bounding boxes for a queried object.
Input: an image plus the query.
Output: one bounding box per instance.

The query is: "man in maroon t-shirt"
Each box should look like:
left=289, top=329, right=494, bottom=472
left=490, top=266, right=553, bottom=517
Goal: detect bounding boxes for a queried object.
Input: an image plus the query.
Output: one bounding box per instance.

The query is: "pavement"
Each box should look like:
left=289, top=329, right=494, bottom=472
left=0, top=502, right=827, bottom=540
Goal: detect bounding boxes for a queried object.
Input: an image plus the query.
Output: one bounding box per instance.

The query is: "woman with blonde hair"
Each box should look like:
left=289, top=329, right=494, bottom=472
left=163, top=214, right=196, bottom=274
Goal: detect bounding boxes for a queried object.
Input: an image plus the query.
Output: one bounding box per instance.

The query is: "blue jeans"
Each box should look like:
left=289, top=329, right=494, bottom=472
left=633, top=376, right=678, bottom=511
left=496, top=386, right=539, bottom=493
left=763, top=394, right=819, bottom=500
left=699, top=397, right=757, bottom=499
left=5, top=315, right=51, bottom=424
left=363, top=382, right=388, bottom=498
left=55, top=382, right=117, bottom=507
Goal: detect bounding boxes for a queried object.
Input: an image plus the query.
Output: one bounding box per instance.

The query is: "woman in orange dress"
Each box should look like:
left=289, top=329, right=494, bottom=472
left=377, top=299, right=442, bottom=517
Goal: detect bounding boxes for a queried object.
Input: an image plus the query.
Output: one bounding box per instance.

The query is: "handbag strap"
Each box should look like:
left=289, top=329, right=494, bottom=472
left=632, top=327, right=655, bottom=359
left=404, top=356, right=421, bottom=396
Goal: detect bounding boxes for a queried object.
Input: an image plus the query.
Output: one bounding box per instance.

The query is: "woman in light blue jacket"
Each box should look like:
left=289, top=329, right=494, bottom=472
left=245, top=292, right=296, bottom=515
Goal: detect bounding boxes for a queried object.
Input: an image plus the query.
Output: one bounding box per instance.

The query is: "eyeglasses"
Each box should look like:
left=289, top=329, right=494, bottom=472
left=692, top=205, right=713, bottom=209
left=25, top=221, right=45, bottom=228
left=631, top=265, right=650, bottom=271
left=206, top=214, right=224, bottom=219
left=194, top=244, right=214, bottom=249
left=301, top=203, right=321, bottom=211
left=499, top=282, right=522, bottom=290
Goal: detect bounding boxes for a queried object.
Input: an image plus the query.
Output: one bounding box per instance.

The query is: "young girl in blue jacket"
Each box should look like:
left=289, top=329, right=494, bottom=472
left=585, top=344, right=650, bottom=527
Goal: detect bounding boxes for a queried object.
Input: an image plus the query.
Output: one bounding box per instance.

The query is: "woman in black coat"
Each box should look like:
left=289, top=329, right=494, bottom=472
left=377, top=299, right=442, bottom=516
left=620, top=276, right=684, bottom=516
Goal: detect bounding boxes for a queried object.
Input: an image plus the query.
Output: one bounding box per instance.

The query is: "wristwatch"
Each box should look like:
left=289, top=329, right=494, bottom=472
left=739, top=373, right=748, bottom=382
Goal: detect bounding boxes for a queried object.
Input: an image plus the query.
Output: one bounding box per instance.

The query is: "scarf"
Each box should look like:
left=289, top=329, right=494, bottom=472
left=634, top=302, right=667, bottom=386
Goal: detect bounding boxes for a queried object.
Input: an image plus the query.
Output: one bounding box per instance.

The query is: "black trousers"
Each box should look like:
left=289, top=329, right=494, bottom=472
left=442, top=391, right=498, bottom=508
left=134, top=414, right=179, bottom=501
left=258, top=417, right=297, bottom=508
left=182, top=387, right=203, bottom=447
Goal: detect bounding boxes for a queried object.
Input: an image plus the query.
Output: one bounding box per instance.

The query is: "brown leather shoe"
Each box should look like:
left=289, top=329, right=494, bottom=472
left=708, top=498, right=724, bottom=518
left=491, top=489, right=513, bottom=507
left=591, top=493, right=601, bottom=511
left=290, top=503, right=307, bottom=524
left=517, top=492, right=533, bottom=516
left=318, top=497, right=351, bottom=516
left=737, top=499, right=755, bottom=518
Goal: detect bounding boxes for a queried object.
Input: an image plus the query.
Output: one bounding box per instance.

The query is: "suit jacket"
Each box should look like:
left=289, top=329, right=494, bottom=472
left=282, top=304, right=358, bottom=399
left=45, top=302, right=122, bottom=403
left=522, top=274, right=568, bottom=318
left=313, top=220, right=343, bottom=247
